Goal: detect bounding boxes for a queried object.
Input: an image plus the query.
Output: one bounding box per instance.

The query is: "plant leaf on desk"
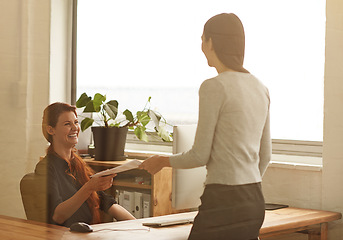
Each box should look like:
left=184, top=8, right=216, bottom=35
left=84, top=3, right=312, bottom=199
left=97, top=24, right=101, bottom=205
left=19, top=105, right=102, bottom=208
left=104, top=100, right=118, bottom=120
left=135, top=125, right=148, bottom=142
left=158, top=125, right=173, bottom=142
left=76, top=93, right=91, bottom=108
left=148, top=110, right=161, bottom=131
left=76, top=93, right=173, bottom=141
left=123, top=109, right=134, bottom=123
left=81, top=117, right=94, bottom=131
left=93, top=93, right=106, bottom=111
left=137, top=111, right=151, bottom=127
left=84, top=100, right=97, bottom=112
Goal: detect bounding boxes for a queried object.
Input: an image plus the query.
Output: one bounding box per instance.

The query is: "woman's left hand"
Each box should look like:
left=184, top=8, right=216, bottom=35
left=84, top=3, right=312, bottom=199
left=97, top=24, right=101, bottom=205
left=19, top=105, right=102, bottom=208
left=139, top=155, right=171, bottom=175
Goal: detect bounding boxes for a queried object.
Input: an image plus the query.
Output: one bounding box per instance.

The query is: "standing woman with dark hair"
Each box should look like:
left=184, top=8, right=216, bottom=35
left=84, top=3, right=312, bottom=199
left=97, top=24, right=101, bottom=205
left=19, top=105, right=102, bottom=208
left=140, top=13, right=271, bottom=240
left=35, top=102, right=135, bottom=227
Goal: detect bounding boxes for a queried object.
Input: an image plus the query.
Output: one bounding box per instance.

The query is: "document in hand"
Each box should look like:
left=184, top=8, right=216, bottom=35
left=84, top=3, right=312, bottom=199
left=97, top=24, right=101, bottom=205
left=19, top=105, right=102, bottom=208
left=90, top=160, right=142, bottom=178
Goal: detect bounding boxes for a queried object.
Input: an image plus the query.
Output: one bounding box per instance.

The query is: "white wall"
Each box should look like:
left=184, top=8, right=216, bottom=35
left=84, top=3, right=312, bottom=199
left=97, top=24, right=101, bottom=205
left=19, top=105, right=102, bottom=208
left=0, top=0, right=72, bottom=218
left=322, top=0, right=343, bottom=238
left=0, top=0, right=50, bottom=218
left=262, top=165, right=321, bottom=240
left=263, top=165, right=322, bottom=210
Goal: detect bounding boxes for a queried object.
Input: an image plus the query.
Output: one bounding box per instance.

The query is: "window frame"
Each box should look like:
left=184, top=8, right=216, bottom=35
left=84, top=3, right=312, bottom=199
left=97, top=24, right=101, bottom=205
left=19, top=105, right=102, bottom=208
left=125, top=131, right=323, bottom=158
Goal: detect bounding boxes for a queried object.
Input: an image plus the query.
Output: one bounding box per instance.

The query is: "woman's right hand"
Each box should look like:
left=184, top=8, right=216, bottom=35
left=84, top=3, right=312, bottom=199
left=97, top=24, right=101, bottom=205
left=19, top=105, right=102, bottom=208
left=52, top=173, right=116, bottom=224
left=85, top=174, right=116, bottom=192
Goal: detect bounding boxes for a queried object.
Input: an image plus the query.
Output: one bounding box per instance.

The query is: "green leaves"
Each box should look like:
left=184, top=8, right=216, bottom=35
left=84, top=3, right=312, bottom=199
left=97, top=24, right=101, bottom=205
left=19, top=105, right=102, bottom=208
left=134, top=125, right=148, bottom=142
left=80, top=117, right=94, bottom=132
left=76, top=93, right=172, bottom=142
left=137, top=111, right=151, bottom=126
left=124, top=109, right=151, bottom=127
left=104, top=100, right=118, bottom=119
left=93, top=93, right=106, bottom=111
left=76, top=93, right=91, bottom=108
left=148, top=110, right=161, bottom=130
left=157, top=125, right=173, bottom=142
left=77, top=93, right=106, bottom=113
left=123, top=109, right=134, bottom=123
left=76, top=93, right=116, bottom=131
left=83, top=101, right=97, bottom=112
left=76, top=93, right=107, bottom=112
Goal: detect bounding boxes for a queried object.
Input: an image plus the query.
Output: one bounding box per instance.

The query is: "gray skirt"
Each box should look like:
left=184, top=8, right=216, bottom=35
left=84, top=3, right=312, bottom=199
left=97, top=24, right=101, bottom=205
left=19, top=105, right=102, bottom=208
left=188, top=182, right=265, bottom=240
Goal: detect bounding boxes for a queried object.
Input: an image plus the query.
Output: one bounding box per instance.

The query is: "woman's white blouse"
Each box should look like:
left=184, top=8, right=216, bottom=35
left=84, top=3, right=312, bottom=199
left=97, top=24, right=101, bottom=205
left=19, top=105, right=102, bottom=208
left=169, top=71, right=271, bottom=185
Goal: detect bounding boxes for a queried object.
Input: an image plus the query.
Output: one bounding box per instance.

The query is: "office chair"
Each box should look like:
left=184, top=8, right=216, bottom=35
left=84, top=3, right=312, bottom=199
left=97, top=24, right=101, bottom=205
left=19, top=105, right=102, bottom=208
left=20, top=172, right=48, bottom=223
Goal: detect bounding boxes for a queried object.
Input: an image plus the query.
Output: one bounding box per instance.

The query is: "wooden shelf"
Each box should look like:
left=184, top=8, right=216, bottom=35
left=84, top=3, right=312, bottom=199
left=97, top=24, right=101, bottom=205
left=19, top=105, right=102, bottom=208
left=84, top=158, right=175, bottom=217
left=112, top=181, right=152, bottom=190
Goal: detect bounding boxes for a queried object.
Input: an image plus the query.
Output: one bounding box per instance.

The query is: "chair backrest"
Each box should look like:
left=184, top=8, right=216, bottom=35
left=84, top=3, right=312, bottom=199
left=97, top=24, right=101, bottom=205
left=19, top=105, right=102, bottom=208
left=20, top=173, right=48, bottom=223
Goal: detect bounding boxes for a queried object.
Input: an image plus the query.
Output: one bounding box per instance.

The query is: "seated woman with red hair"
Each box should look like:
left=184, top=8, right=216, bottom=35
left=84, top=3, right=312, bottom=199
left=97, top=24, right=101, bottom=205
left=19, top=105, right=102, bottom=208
left=35, top=102, right=135, bottom=227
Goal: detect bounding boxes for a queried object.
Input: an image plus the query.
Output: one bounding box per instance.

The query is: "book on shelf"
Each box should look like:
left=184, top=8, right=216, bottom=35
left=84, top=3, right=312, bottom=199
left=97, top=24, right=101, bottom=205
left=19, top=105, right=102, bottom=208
left=134, top=192, right=143, bottom=219
left=118, top=190, right=151, bottom=219
left=122, top=191, right=135, bottom=216
left=142, top=193, right=151, bottom=218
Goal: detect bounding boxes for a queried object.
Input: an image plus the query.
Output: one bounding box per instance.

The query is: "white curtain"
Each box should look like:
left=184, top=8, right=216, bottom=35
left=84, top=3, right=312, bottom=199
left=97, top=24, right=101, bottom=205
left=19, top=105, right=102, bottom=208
left=0, top=0, right=50, bottom=218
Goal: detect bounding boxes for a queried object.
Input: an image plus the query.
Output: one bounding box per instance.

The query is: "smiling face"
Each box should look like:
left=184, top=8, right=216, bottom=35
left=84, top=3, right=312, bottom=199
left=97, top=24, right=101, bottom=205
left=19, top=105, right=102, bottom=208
left=47, top=111, right=80, bottom=148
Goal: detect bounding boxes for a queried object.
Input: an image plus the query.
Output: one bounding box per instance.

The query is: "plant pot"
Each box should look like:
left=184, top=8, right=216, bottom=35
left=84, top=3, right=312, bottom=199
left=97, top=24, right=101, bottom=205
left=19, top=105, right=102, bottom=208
left=91, top=126, right=128, bottom=161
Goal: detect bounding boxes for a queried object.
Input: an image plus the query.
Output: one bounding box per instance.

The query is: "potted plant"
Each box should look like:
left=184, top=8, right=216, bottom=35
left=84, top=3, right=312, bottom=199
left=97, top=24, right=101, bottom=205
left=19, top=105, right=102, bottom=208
left=76, top=92, right=172, bottom=161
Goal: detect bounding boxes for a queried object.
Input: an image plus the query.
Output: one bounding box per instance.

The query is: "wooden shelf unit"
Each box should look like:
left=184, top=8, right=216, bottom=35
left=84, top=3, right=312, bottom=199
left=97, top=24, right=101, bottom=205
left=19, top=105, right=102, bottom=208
left=112, top=181, right=152, bottom=190
left=84, top=158, right=175, bottom=217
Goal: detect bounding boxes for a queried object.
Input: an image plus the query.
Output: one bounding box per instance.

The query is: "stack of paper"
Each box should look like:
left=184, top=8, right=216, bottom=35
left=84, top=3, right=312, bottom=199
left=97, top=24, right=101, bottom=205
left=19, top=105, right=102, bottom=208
left=90, top=160, right=141, bottom=178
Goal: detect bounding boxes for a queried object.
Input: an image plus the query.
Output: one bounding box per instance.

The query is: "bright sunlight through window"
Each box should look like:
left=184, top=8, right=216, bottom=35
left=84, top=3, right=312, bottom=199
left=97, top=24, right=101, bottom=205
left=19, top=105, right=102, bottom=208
left=77, top=0, right=325, bottom=141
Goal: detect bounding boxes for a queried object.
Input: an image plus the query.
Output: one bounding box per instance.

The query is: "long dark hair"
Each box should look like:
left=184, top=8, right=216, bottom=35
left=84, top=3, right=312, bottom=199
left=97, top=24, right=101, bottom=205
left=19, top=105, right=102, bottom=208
left=203, top=13, right=249, bottom=73
left=42, top=102, right=101, bottom=224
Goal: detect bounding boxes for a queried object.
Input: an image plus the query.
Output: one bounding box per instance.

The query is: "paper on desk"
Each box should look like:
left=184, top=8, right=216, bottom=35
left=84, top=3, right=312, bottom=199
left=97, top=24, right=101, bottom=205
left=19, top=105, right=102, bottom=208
left=90, top=160, right=142, bottom=178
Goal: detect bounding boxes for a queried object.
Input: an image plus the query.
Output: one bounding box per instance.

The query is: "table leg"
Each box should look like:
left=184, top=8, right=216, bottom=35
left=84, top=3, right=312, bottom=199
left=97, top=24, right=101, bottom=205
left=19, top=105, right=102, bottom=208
left=308, top=223, right=328, bottom=240
left=320, top=222, right=328, bottom=240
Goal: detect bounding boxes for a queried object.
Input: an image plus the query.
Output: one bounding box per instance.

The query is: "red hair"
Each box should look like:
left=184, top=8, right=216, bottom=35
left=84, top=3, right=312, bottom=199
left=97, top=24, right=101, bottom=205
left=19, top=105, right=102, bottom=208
left=43, top=102, right=101, bottom=224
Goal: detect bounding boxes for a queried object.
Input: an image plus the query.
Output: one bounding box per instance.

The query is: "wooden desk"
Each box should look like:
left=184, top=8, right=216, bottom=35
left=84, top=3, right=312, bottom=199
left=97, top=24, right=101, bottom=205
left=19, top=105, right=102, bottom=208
left=0, top=215, right=66, bottom=240
left=1, top=208, right=341, bottom=240
left=260, top=207, right=341, bottom=239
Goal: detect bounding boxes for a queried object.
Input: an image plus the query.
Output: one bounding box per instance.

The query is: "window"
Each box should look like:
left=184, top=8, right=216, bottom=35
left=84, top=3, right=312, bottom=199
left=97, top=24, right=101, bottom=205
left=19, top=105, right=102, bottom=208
left=75, top=0, right=325, bottom=156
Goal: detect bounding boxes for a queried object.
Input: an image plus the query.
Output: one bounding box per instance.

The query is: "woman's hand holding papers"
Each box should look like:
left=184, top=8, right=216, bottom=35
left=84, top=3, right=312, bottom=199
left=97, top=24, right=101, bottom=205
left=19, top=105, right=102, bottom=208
left=139, top=155, right=171, bottom=175
left=86, top=174, right=117, bottom=192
